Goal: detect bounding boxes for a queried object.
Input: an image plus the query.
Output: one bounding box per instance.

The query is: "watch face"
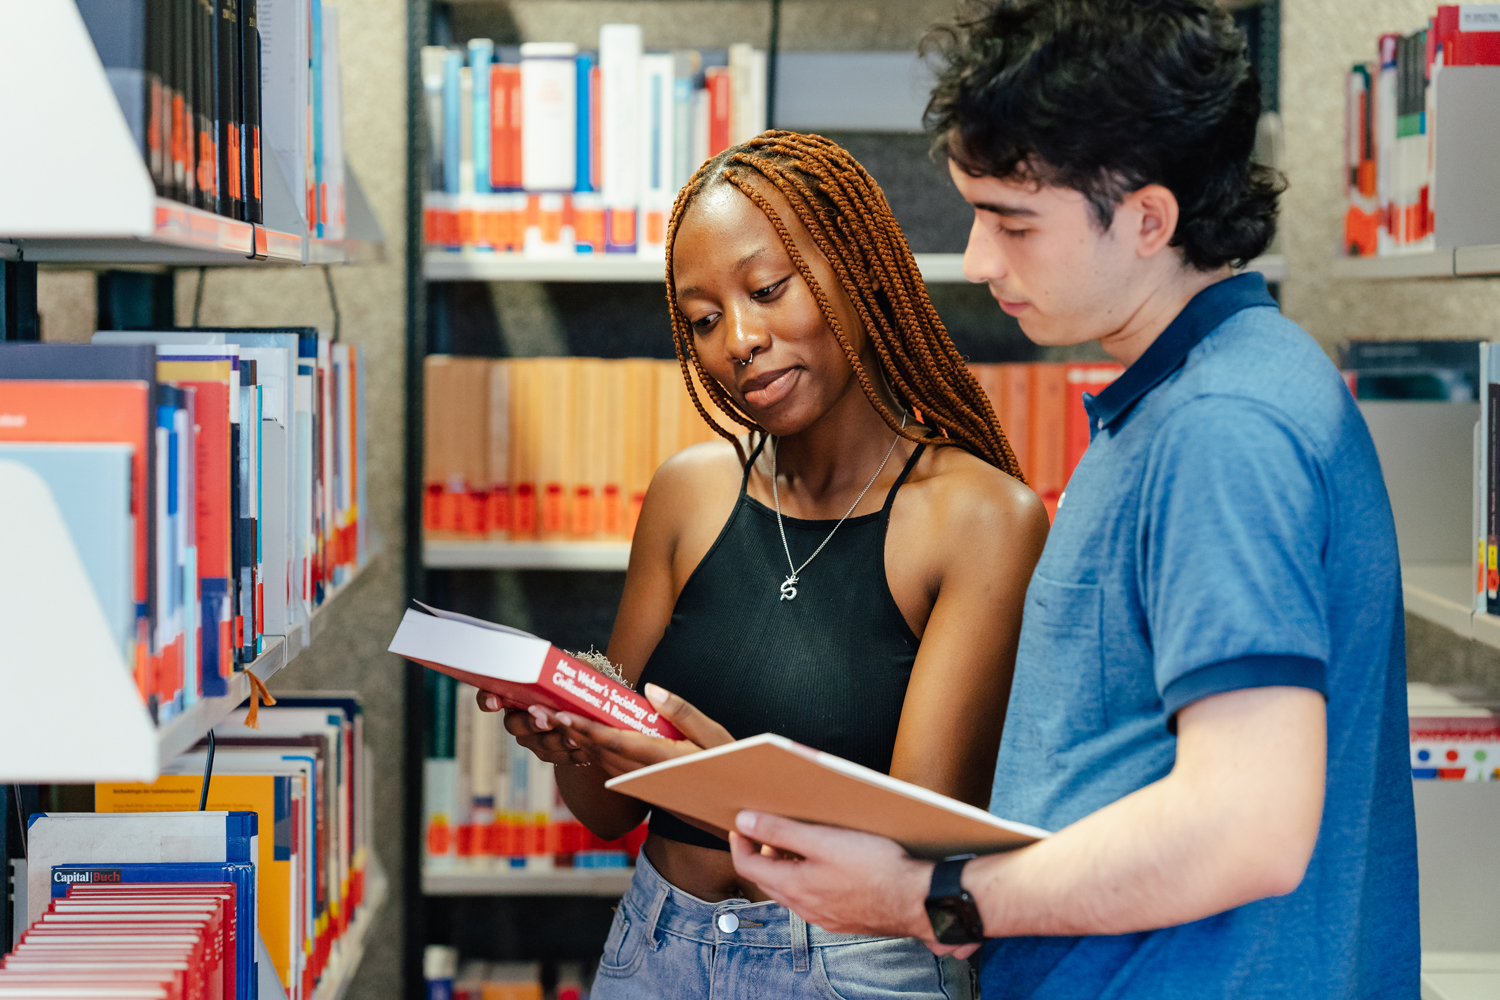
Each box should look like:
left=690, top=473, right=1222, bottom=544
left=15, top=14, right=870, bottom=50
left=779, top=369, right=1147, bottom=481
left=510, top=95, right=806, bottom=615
left=925, top=895, right=983, bottom=946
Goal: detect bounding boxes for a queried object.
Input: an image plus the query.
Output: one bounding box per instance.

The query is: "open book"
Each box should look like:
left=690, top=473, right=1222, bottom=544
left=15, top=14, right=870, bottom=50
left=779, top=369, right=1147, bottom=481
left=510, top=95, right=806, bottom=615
left=387, top=602, right=683, bottom=740
left=606, top=733, right=1048, bottom=859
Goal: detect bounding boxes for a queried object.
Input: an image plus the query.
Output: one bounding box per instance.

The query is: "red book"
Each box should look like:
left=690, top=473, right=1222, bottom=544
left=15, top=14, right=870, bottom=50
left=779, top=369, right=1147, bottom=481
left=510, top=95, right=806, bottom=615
left=389, top=602, right=685, bottom=740
left=1063, top=362, right=1124, bottom=482
left=1027, top=363, right=1068, bottom=516
left=1437, top=6, right=1500, bottom=65
left=706, top=66, right=731, bottom=156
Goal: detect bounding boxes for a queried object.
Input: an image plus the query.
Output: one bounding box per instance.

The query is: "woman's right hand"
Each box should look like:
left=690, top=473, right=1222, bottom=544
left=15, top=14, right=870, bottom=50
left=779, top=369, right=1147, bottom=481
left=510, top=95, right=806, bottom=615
left=478, top=690, right=596, bottom=767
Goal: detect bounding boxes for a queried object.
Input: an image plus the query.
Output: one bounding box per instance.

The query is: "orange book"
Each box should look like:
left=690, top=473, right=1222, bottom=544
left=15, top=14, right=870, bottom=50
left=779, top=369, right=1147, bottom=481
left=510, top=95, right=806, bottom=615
left=573, top=359, right=611, bottom=538
left=654, top=360, right=683, bottom=473
left=454, top=359, right=491, bottom=537
left=487, top=361, right=512, bottom=539
left=995, top=363, right=1031, bottom=478
left=1028, top=363, right=1068, bottom=517
left=509, top=359, right=539, bottom=539
left=423, top=356, right=456, bottom=535
left=536, top=359, right=574, bottom=539
left=0, top=380, right=153, bottom=693
left=622, top=359, right=659, bottom=538
left=705, top=67, right=731, bottom=156
left=599, top=361, right=627, bottom=539
left=1063, top=363, right=1123, bottom=483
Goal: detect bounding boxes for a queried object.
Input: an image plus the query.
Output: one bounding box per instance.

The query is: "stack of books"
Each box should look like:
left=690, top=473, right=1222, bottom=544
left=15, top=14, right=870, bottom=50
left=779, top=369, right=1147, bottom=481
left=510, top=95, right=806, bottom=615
left=18, top=694, right=379, bottom=1000
left=0, top=334, right=367, bottom=723
left=421, top=26, right=767, bottom=259
left=422, top=356, right=1121, bottom=539
left=77, top=0, right=348, bottom=238
left=1343, top=5, right=1500, bottom=257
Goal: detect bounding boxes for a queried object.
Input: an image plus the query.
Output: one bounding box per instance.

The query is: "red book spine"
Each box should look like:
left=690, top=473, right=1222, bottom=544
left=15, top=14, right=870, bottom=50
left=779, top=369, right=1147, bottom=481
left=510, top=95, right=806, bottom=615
left=707, top=67, right=731, bottom=156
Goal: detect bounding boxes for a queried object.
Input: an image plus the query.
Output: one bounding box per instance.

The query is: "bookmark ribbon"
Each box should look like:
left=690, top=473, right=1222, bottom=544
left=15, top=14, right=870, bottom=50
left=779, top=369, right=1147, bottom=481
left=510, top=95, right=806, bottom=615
left=245, top=672, right=277, bottom=729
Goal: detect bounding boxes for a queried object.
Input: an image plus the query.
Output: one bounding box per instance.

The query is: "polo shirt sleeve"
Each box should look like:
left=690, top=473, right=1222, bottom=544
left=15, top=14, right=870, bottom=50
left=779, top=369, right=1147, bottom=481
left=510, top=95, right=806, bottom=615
left=1140, top=396, right=1330, bottom=720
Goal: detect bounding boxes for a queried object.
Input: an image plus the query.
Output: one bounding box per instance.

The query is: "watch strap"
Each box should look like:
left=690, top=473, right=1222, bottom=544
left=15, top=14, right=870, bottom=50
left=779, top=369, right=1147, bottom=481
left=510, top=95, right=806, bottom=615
left=930, top=855, right=976, bottom=899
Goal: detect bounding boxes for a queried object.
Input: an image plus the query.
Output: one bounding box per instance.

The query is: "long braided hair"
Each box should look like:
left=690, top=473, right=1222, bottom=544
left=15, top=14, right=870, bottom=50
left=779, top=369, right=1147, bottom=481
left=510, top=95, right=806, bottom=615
left=663, top=130, right=1025, bottom=482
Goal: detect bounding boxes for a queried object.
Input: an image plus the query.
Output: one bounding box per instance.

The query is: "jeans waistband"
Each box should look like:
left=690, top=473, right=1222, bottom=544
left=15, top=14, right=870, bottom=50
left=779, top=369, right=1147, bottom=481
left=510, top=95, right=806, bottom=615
left=625, top=848, right=905, bottom=952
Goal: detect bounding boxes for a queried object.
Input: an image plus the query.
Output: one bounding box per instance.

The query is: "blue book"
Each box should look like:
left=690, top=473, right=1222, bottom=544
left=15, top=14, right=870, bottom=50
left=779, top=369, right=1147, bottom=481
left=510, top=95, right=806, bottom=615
left=0, top=444, right=134, bottom=665
left=443, top=52, right=463, bottom=195
left=48, top=861, right=257, bottom=1000
left=575, top=51, right=596, bottom=194
left=469, top=39, right=494, bottom=193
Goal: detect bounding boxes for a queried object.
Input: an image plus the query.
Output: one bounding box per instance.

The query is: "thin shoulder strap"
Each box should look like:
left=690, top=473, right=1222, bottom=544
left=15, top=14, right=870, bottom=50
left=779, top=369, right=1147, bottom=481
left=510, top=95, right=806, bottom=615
left=881, top=442, right=926, bottom=514
left=741, top=434, right=769, bottom=495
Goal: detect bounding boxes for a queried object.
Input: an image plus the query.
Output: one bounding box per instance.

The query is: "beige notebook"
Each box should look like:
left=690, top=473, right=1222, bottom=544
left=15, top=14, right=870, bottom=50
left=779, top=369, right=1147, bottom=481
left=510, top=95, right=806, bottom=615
left=606, top=733, right=1048, bottom=859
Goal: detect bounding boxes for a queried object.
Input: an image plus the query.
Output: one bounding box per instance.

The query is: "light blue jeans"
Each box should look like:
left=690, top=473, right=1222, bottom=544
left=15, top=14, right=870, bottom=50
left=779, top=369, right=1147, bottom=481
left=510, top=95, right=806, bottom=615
left=590, top=849, right=974, bottom=1000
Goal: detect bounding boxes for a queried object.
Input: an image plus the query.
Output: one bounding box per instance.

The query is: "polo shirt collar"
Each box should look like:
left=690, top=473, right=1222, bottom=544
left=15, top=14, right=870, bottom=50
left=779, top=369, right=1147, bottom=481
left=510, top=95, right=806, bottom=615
left=1085, top=272, right=1278, bottom=431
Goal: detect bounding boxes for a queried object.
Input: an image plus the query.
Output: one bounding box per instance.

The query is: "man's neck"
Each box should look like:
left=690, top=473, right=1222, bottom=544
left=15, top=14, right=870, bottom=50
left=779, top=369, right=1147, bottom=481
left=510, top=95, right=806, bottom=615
left=1098, top=263, right=1235, bottom=368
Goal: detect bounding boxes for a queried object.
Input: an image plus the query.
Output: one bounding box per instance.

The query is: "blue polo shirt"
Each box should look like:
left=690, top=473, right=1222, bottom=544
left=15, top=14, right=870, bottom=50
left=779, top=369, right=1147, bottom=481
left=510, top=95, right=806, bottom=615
left=980, top=274, right=1418, bottom=999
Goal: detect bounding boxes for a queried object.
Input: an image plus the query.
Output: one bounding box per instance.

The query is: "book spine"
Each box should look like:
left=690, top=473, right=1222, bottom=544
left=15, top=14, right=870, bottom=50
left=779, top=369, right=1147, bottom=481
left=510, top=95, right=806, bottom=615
left=1489, top=377, right=1498, bottom=614
left=539, top=647, right=684, bottom=740
left=706, top=65, right=730, bottom=156
left=600, top=23, right=641, bottom=253
left=197, top=0, right=218, bottom=211
left=637, top=54, right=674, bottom=257
left=215, top=0, right=242, bottom=219
left=469, top=39, right=493, bottom=194
left=242, top=0, right=262, bottom=222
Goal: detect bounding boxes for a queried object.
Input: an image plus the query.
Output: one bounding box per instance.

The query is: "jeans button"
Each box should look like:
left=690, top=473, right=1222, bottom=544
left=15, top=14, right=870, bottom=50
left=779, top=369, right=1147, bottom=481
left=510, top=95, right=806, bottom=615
left=716, top=912, right=740, bottom=934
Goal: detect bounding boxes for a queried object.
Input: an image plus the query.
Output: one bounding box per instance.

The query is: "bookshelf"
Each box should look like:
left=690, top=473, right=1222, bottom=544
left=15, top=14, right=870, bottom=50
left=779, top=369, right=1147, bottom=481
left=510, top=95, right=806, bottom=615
left=424, top=251, right=1289, bottom=284
left=0, top=1, right=384, bottom=269
left=421, top=865, right=635, bottom=897
left=423, top=539, right=631, bottom=571
left=1399, top=563, right=1500, bottom=653
left=310, top=860, right=390, bottom=1000
left=1329, top=245, right=1500, bottom=281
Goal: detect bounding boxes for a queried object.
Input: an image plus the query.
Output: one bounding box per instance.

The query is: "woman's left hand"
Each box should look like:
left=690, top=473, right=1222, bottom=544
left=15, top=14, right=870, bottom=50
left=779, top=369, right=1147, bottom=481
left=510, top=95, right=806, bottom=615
left=531, top=682, right=735, bottom=778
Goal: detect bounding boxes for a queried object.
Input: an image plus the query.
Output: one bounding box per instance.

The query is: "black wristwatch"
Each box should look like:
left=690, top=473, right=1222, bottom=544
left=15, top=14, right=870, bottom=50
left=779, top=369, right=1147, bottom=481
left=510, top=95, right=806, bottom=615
left=925, top=854, right=985, bottom=945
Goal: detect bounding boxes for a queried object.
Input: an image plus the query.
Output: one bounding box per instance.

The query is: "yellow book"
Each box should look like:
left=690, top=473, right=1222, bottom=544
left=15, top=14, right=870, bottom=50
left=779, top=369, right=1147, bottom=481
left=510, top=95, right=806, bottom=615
left=96, top=774, right=297, bottom=991
left=573, top=358, right=610, bottom=539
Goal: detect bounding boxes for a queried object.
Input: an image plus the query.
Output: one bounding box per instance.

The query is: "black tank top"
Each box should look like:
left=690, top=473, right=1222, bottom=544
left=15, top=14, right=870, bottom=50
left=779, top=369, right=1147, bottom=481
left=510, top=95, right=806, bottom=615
left=637, top=436, right=927, bottom=850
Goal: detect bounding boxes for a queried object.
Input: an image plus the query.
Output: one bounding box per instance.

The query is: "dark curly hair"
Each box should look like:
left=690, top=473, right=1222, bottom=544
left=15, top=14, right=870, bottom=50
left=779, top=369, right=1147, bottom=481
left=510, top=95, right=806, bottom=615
left=923, top=0, right=1285, bottom=271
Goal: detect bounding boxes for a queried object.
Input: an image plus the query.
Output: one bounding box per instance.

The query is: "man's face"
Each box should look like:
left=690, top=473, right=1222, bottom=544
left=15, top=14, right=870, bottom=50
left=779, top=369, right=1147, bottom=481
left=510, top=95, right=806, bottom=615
left=947, top=159, right=1146, bottom=349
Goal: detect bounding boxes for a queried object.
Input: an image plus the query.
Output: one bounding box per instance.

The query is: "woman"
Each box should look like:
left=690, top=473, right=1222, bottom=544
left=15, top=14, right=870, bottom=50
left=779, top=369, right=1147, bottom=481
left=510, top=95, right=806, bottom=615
left=485, top=132, right=1048, bottom=998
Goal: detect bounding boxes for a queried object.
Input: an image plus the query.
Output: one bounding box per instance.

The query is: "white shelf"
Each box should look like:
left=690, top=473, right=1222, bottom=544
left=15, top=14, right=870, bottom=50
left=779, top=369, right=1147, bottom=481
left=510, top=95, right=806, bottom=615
left=425, top=251, right=1288, bottom=285
left=309, top=859, right=388, bottom=1000
left=1405, top=564, right=1477, bottom=641
left=153, top=558, right=376, bottom=767
left=424, top=539, right=632, bottom=571
left=8, top=199, right=305, bottom=267
left=422, top=864, right=634, bottom=897
left=1422, top=952, right=1500, bottom=1000
left=1328, top=246, right=1500, bottom=280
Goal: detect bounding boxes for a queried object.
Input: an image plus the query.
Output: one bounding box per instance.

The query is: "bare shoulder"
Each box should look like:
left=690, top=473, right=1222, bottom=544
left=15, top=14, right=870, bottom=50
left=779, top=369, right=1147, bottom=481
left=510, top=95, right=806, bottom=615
left=911, top=443, right=1049, bottom=536
left=649, top=436, right=748, bottom=496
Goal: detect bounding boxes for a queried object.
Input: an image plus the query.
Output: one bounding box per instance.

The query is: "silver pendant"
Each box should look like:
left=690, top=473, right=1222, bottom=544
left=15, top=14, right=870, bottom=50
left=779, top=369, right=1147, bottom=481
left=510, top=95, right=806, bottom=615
left=780, top=575, right=799, bottom=601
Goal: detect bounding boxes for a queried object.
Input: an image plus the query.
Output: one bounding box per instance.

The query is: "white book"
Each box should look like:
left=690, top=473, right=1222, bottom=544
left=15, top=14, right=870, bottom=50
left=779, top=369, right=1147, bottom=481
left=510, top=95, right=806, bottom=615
left=600, top=23, right=642, bottom=252
left=257, top=0, right=310, bottom=232
left=693, top=88, right=710, bottom=171
left=728, top=43, right=755, bottom=144
left=320, top=6, right=345, bottom=240
left=26, top=812, right=259, bottom=927
left=671, top=51, right=699, bottom=189
left=750, top=48, right=767, bottom=138
left=459, top=67, right=475, bottom=197
left=637, top=53, right=675, bottom=258
left=520, top=42, right=578, bottom=192
left=607, top=732, right=1048, bottom=859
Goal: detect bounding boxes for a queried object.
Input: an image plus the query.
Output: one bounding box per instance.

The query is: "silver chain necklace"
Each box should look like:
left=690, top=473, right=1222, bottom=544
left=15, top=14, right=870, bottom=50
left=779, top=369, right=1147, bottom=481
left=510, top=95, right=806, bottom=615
left=771, top=413, right=907, bottom=602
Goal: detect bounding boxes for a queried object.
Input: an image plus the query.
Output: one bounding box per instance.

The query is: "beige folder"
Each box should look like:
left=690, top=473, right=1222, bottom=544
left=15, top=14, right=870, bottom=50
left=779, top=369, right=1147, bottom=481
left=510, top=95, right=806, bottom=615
left=606, top=732, right=1048, bottom=860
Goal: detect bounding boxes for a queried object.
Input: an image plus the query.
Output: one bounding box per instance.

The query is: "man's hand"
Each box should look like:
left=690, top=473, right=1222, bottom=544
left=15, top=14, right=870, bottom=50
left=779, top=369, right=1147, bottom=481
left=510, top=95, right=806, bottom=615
left=727, top=812, right=981, bottom=958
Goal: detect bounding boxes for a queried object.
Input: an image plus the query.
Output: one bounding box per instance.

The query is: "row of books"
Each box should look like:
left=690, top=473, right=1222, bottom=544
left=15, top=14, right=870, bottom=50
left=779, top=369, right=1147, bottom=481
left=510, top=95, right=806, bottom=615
left=423, top=678, right=647, bottom=870
left=421, top=356, right=1122, bottom=542
left=420, top=26, right=767, bottom=257
left=3, top=877, right=244, bottom=1000
left=15, top=694, right=373, bottom=1000
left=0, top=333, right=367, bottom=722
left=424, top=948, right=590, bottom=1000
left=1342, top=5, right=1500, bottom=257
left=79, top=0, right=347, bottom=237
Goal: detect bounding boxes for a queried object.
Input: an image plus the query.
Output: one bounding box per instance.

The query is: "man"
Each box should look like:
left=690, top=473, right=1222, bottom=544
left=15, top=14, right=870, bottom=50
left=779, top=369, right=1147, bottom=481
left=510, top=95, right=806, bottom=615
left=726, top=1, right=1419, bottom=996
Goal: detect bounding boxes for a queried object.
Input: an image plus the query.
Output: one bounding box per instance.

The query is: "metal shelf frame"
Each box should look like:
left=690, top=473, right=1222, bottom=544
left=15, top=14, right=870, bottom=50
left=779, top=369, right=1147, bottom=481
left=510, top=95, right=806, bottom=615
left=421, top=864, right=634, bottom=897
